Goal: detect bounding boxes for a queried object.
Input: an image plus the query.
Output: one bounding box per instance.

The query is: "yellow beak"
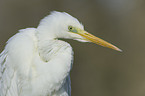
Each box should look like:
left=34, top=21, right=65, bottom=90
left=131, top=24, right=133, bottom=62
left=77, top=30, right=122, bottom=52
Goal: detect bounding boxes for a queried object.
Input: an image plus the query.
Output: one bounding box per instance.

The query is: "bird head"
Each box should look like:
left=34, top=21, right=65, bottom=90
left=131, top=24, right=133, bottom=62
left=37, top=11, right=121, bottom=51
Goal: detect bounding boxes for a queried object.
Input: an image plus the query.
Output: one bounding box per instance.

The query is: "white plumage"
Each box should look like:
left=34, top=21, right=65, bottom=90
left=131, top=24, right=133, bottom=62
left=0, top=11, right=121, bottom=96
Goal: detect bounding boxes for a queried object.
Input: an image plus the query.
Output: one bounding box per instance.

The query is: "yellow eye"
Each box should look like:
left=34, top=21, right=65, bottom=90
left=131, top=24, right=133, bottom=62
left=68, top=26, right=73, bottom=31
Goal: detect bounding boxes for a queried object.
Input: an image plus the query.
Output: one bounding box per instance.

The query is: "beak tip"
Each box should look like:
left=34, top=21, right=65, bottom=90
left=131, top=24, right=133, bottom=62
left=116, top=48, right=122, bottom=52
left=112, top=45, right=122, bottom=52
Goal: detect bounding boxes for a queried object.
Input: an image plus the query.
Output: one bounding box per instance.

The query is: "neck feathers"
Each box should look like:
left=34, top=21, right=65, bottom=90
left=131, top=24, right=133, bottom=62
left=37, top=39, right=72, bottom=62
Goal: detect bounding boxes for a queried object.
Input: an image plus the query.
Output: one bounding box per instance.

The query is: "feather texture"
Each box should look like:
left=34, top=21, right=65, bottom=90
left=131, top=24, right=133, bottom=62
left=0, top=11, right=86, bottom=96
left=0, top=28, right=73, bottom=96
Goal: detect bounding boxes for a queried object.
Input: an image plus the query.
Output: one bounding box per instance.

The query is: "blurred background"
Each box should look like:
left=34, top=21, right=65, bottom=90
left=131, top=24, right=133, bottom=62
left=0, top=0, right=145, bottom=96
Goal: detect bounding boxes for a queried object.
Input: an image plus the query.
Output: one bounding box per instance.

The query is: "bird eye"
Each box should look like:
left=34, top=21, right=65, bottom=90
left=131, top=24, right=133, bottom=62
left=68, top=26, right=73, bottom=31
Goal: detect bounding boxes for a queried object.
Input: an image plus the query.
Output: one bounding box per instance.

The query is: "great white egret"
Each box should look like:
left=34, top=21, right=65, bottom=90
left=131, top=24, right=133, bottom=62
left=0, top=11, right=121, bottom=96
